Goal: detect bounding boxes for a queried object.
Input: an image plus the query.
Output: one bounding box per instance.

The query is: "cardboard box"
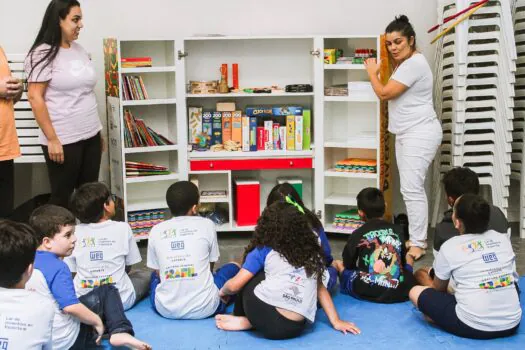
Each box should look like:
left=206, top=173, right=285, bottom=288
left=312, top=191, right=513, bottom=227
left=241, top=116, right=250, bottom=152
left=256, top=126, right=265, bottom=151
left=295, top=115, right=303, bottom=151
left=273, top=123, right=280, bottom=150
left=211, top=112, right=222, bottom=145
left=249, top=117, right=257, bottom=151
left=271, top=106, right=303, bottom=116
left=232, top=111, right=242, bottom=146
left=216, top=101, right=236, bottom=112
left=222, top=111, right=232, bottom=143
left=188, top=107, right=203, bottom=146
left=286, top=115, right=295, bottom=151
left=245, top=106, right=274, bottom=117
left=279, top=126, right=287, bottom=150
left=202, top=112, right=213, bottom=141
left=264, top=120, right=273, bottom=150
left=234, top=179, right=260, bottom=226
left=303, top=109, right=311, bottom=150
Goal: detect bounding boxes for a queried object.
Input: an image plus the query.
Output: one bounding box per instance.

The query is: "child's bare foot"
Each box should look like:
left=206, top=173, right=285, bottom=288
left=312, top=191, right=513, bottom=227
left=109, top=332, right=152, bottom=350
left=332, top=260, right=345, bottom=273
left=405, top=253, right=415, bottom=267
left=215, top=314, right=252, bottom=331
left=407, top=246, right=426, bottom=261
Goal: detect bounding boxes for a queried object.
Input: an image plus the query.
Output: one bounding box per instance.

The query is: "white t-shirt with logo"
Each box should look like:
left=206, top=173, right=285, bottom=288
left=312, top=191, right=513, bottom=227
left=0, top=288, right=54, bottom=350
left=434, top=230, right=522, bottom=332
left=243, top=247, right=320, bottom=322
left=147, top=216, right=220, bottom=319
left=24, top=42, right=102, bottom=145
left=388, top=53, right=437, bottom=134
left=65, top=220, right=142, bottom=310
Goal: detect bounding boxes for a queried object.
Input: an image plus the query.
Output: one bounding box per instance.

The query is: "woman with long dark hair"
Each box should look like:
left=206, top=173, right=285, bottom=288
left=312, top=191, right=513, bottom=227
left=25, top=0, right=103, bottom=209
left=364, top=15, right=443, bottom=260
left=215, top=201, right=360, bottom=340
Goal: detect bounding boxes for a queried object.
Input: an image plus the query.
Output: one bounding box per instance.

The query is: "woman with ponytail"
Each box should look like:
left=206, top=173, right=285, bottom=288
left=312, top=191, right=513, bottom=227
left=364, top=15, right=443, bottom=260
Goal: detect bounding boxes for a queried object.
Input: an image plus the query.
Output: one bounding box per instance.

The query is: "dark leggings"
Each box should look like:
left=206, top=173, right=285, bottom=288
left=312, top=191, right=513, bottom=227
left=0, top=159, right=14, bottom=218
left=42, top=132, right=101, bottom=209
left=69, top=284, right=134, bottom=349
left=233, top=271, right=306, bottom=340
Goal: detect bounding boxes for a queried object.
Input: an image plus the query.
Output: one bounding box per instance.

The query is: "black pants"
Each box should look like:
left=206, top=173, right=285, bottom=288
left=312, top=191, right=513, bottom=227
left=233, top=271, right=306, bottom=340
left=0, top=159, right=14, bottom=218
left=69, top=284, right=134, bottom=349
left=42, top=133, right=101, bottom=209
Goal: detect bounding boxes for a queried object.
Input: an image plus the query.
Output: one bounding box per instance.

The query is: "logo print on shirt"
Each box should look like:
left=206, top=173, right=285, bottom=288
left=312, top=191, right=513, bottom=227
left=171, top=241, right=184, bottom=250
left=482, top=252, right=498, bottom=263
left=81, top=237, right=96, bottom=248
left=161, top=229, right=177, bottom=239
left=90, top=251, right=104, bottom=261
left=69, top=60, right=95, bottom=77
left=461, top=240, right=485, bottom=253
left=0, top=338, right=8, bottom=350
left=479, top=274, right=513, bottom=289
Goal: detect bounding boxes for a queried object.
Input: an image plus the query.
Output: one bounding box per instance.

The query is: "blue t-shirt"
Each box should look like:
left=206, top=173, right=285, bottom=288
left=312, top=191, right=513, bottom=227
left=34, top=250, right=79, bottom=309
left=316, top=227, right=333, bottom=266
left=242, top=246, right=272, bottom=274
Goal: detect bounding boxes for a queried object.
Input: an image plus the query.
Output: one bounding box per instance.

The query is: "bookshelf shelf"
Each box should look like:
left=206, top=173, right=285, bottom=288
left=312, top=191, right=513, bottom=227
left=121, top=66, right=176, bottom=73
left=188, top=150, right=314, bottom=159
left=124, top=145, right=178, bottom=154
left=324, top=64, right=365, bottom=70
left=125, top=173, right=179, bottom=184
left=122, top=98, right=177, bottom=106
left=187, top=92, right=314, bottom=98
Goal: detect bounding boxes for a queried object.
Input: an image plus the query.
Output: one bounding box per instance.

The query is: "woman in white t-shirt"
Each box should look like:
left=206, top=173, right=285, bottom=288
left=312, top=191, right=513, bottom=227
left=215, top=200, right=360, bottom=340
left=25, top=0, right=103, bottom=209
left=409, top=194, right=521, bottom=339
left=365, top=15, right=443, bottom=260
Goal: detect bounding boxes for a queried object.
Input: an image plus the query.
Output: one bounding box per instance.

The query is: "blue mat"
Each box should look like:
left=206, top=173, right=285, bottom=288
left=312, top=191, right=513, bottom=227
left=104, top=277, right=525, bottom=349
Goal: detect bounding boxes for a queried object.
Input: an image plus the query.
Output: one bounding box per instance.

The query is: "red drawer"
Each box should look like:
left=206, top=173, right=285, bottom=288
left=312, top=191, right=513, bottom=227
left=190, top=158, right=313, bottom=171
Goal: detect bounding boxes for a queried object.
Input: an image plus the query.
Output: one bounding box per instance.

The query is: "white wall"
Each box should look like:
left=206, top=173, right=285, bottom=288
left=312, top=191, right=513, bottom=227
left=1, top=0, right=438, bottom=211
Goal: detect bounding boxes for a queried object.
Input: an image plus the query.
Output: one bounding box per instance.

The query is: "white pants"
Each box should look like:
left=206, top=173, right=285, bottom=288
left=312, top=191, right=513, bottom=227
left=395, top=118, right=442, bottom=249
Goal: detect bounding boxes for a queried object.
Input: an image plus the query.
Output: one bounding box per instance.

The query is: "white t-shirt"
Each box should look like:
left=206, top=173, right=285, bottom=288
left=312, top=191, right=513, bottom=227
left=388, top=53, right=436, bottom=134
left=24, top=42, right=102, bottom=145
left=434, top=230, right=522, bottom=332
left=147, top=216, right=220, bottom=319
left=0, top=288, right=54, bottom=350
left=26, top=269, right=80, bottom=350
left=243, top=247, right=320, bottom=323
left=65, top=221, right=142, bottom=310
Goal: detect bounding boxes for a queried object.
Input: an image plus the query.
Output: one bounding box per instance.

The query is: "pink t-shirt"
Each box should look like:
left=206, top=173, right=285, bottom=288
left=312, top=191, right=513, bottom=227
left=25, top=42, right=102, bottom=145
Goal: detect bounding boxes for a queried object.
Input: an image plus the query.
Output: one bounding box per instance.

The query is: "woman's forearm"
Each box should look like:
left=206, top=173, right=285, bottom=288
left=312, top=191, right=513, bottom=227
left=368, top=72, right=386, bottom=100
left=29, top=95, right=58, bottom=141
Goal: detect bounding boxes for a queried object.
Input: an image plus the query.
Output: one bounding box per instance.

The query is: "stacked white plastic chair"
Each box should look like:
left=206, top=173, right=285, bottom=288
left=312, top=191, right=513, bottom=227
left=431, top=0, right=517, bottom=235
left=512, top=0, right=525, bottom=237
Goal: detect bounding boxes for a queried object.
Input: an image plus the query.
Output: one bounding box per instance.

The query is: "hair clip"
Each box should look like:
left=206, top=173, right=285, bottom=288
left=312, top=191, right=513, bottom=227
left=285, top=195, right=305, bottom=214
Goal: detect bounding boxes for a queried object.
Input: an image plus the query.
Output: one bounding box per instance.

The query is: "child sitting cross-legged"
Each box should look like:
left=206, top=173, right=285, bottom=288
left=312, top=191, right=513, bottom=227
left=0, top=220, right=55, bottom=349
left=66, top=182, right=149, bottom=310
left=215, top=200, right=360, bottom=340
left=26, top=204, right=151, bottom=350
left=332, top=187, right=416, bottom=303
left=147, top=181, right=241, bottom=319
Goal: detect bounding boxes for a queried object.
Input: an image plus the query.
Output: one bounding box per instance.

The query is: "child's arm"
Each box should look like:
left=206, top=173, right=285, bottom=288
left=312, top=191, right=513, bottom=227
left=342, top=234, right=359, bottom=270
left=220, top=268, right=254, bottom=296
left=318, top=284, right=361, bottom=335
left=63, top=303, right=104, bottom=344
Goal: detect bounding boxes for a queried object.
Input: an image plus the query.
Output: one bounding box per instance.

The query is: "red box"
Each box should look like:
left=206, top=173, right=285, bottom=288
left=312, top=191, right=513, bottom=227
left=234, top=179, right=260, bottom=226
left=257, top=127, right=265, bottom=150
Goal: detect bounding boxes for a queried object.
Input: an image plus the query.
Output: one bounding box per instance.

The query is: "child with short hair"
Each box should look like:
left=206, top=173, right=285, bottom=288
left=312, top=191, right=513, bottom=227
left=0, top=220, right=54, bottom=350
left=26, top=204, right=150, bottom=350
left=147, top=181, right=240, bottom=319
left=434, top=166, right=508, bottom=254
left=66, top=182, right=148, bottom=310
left=266, top=183, right=337, bottom=292
left=409, top=194, right=521, bottom=339
left=215, top=201, right=360, bottom=340
left=332, top=187, right=416, bottom=303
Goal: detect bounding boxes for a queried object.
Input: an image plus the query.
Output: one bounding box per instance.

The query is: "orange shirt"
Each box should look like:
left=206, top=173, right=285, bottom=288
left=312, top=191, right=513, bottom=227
left=0, top=47, right=21, bottom=161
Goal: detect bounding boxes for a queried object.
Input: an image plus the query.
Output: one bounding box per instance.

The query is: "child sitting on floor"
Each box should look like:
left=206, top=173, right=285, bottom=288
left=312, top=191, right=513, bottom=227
left=215, top=200, right=360, bottom=340
left=66, top=182, right=149, bottom=310
left=26, top=204, right=151, bottom=350
left=0, top=220, right=55, bottom=349
left=409, top=194, right=521, bottom=339
left=147, top=181, right=240, bottom=319
left=266, top=183, right=337, bottom=292
left=332, top=187, right=416, bottom=303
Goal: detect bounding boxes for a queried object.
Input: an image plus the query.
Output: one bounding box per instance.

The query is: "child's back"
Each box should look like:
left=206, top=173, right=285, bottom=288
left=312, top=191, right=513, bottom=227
left=147, top=215, right=220, bottom=319
left=65, top=220, right=142, bottom=310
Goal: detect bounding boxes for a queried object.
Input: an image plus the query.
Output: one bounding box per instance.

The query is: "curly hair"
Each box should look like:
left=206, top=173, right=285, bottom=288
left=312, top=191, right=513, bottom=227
left=243, top=201, right=325, bottom=283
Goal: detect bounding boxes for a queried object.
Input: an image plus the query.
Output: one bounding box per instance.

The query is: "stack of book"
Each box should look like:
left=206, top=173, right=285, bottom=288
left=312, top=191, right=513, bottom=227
left=122, top=75, right=149, bottom=100
left=333, top=209, right=365, bottom=233
left=125, top=161, right=170, bottom=177
left=124, top=110, right=174, bottom=148
left=121, top=57, right=152, bottom=68
left=128, top=209, right=166, bottom=237
left=335, top=158, right=377, bottom=173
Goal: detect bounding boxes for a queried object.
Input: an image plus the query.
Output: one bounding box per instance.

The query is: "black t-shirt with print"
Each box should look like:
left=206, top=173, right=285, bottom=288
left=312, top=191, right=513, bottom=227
left=342, top=218, right=416, bottom=303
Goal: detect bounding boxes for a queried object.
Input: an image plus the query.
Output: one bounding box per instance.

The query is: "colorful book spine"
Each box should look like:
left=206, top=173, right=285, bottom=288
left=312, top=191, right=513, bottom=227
left=303, top=109, right=311, bottom=150
left=211, top=112, right=223, bottom=145
left=222, top=111, right=232, bottom=143
left=273, top=123, right=280, bottom=150
left=202, top=112, right=213, bottom=148
left=279, top=126, right=287, bottom=150
left=232, top=111, right=242, bottom=146
left=295, top=115, right=303, bottom=151
left=286, top=115, right=295, bottom=151
left=257, top=126, right=265, bottom=151
left=241, top=116, right=250, bottom=152
left=264, top=120, right=273, bottom=150
left=249, top=117, right=257, bottom=151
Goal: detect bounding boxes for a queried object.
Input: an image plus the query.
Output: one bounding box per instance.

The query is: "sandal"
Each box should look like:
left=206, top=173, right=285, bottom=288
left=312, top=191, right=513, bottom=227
left=407, top=246, right=426, bottom=261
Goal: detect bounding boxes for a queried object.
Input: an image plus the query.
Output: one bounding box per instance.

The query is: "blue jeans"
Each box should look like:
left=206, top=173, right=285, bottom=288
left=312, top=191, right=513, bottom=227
left=149, top=263, right=240, bottom=315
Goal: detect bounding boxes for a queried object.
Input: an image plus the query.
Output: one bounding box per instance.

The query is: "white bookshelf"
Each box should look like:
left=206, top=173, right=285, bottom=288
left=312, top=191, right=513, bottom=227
left=107, top=35, right=381, bottom=238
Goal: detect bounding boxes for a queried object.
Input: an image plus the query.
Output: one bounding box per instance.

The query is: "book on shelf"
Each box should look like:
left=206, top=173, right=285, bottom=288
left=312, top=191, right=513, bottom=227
left=125, top=161, right=170, bottom=177
left=121, top=57, right=152, bottom=68
left=122, top=75, right=149, bottom=100
left=123, top=109, right=174, bottom=148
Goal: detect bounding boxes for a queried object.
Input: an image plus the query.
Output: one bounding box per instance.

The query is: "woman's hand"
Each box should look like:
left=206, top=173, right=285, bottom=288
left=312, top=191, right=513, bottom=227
left=47, top=138, right=64, bottom=164
left=332, top=319, right=361, bottom=335
left=364, top=58, right=380, bottom=77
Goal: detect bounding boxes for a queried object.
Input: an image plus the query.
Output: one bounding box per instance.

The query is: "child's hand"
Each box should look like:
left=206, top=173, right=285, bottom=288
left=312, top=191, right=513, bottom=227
left=333, top=319, right=361, bottom=335
left=219, top=288, right=230, bottom=304
left=93, top=317, right=104, bottom=345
